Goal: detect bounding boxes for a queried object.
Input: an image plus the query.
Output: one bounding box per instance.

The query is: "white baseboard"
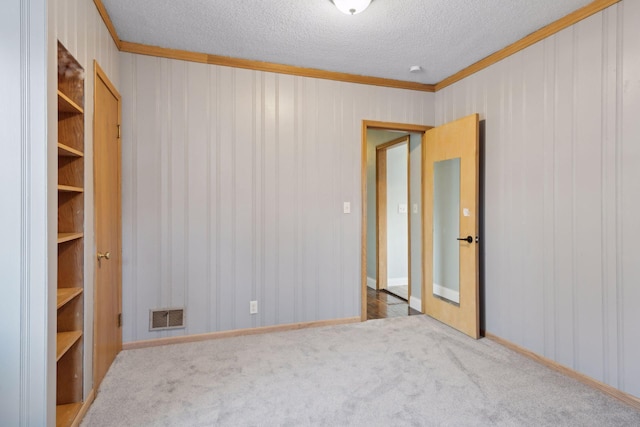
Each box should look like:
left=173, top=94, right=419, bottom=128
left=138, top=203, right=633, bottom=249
left=387, top=277, right=409, bottom=287
left=433, top=283, right=460, bottom=303
left=367, top=277, right=377, bottom=289
left=409, top=296, right=422, bottom=313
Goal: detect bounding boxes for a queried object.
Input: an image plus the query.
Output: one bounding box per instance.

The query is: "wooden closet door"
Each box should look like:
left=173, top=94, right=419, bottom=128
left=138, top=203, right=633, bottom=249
left=93, top=62, right=122, bottom=390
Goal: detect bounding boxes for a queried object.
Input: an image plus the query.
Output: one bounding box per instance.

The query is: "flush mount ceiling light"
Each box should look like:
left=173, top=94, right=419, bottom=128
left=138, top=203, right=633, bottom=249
left=332, top=0, right=372, bottom=15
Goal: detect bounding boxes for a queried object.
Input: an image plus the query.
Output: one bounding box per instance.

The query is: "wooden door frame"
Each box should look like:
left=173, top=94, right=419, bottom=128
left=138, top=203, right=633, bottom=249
left=93, top=61, right=122, bottom=389
left=361, top=121, right=432, bottom=321
left=375, top=135, right=410, bottom=293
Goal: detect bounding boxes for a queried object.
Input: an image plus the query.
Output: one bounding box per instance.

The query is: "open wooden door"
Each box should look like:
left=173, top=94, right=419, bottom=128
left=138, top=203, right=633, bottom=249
left=93, top=62, right=122, bottom=389
left=423, top=114, right=479, bottom=338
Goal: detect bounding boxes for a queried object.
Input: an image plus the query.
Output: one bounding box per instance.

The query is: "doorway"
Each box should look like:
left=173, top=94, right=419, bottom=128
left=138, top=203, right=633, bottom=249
left=362, top=121, right=431, bottom=320
left=361, top=115, right=480, bottom=337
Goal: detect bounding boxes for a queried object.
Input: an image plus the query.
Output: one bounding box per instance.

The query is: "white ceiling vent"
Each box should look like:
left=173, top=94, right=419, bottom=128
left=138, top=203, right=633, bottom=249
left=149, top=308, right=185, bottom=331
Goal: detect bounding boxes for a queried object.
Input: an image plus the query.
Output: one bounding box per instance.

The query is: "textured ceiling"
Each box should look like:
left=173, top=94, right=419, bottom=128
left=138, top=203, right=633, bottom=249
left=101, top=0, right=594, bottom=84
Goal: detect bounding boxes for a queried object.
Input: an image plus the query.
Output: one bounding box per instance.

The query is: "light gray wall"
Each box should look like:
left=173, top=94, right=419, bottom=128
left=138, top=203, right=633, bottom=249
left=435, top=0, right=640, bottom=399
left=0, top=0, right=49, bottom=424
left=385, top=142, right=409, bottom=281
left=365, top=130, right=406, bottom=282
left=119, top=53, right=435, bottom=342
left=408, top=133, right=422, bottom=302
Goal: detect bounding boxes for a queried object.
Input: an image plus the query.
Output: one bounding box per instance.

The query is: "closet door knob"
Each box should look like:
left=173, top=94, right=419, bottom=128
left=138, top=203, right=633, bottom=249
left=456, top=236, right=473, bottom=243
left=97, top=251, right=111, bottom=261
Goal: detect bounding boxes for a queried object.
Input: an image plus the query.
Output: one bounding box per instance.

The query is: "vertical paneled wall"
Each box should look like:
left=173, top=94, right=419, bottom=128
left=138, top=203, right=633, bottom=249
left=435, top=1, right=640, bottom=398
left=2, top=0, right=48, bottom=424
left=119, top=53, right=434, bottom=343
left=48, top=0, right=120, bottom=399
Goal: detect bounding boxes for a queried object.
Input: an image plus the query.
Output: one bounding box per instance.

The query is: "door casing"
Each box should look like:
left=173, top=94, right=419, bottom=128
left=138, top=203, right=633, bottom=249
left=361, top=121, right=432, bottom=320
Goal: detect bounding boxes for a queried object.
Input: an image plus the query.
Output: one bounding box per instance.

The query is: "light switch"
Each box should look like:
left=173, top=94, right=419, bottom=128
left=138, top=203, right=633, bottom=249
left=463, top=208, right=470, bottom=217
left=343, top=202, right=351, bottom=214
left=413, top=204, right=418, bottom=214
left=398, top=203, right=408, bottom=214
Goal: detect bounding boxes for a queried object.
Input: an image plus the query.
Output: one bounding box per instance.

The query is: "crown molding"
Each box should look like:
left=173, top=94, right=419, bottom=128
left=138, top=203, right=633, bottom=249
left=435, top=0, right=621, bottom=91
left=118, top=41, right=436, bottom=92
left=94, top=0, right=621, bottom=93
left=93, top=0, right=121, bottom=49
left=93, top=0, right=434, bottom=92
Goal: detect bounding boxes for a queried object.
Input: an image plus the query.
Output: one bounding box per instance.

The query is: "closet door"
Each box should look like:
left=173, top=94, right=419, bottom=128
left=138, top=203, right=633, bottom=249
left=94, top=62, right=122, bottom=390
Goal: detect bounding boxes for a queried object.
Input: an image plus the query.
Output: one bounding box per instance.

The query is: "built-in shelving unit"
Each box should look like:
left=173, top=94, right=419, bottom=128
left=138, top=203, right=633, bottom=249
left=55, top=41, right=85, bottom=427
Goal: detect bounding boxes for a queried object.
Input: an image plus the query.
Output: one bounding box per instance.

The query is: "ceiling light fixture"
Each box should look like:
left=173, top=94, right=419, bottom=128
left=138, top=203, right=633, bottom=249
left=332, top=0, right=372, bottom=15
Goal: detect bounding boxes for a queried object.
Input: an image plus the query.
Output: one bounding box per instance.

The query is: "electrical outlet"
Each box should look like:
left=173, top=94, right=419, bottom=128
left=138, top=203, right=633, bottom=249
left=250, top=300, right=258, bottom=314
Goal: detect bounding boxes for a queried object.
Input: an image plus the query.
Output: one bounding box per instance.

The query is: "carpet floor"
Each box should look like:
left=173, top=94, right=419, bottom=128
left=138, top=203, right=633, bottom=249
left=82, top=316, right=640, bottom=426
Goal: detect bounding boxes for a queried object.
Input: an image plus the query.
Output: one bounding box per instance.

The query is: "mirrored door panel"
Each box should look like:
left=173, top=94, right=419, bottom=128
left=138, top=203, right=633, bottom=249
left=433, top=157, right=460, bottom=304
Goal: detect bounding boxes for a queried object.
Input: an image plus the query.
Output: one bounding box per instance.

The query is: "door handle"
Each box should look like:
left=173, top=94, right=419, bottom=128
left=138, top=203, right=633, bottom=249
left=456, top=236, right=473, bottom=243
left=97, top=251, right=111, bottom=261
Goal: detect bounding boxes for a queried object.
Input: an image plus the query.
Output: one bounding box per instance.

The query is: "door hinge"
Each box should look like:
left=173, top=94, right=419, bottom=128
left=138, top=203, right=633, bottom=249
left=117, top=124, right=121, bottom=139
left=118, top=313, right=122, bottom=328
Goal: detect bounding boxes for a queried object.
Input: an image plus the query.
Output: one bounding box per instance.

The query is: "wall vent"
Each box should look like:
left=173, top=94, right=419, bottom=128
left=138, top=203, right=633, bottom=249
left=149, top=308, right=185, bottom=330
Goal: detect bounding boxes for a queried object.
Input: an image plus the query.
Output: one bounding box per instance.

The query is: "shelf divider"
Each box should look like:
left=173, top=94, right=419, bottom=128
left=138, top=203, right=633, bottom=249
left=56, top=402, right=82, bottom=427
left=58, top=184, right=84, bottom=193
left=58, top=142, right=84, bottom=157
left=56, top=331, right=82, bottom=362
left=57, top=232, right=84, bottom=244
left=57, top=90, right=84, bottom=114
left=57, top=288, right=83, bottom=309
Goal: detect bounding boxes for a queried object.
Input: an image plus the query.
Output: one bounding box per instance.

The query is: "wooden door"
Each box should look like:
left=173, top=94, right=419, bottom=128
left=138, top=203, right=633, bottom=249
left=93, top=62, right=122, bottom=389
left=423, top=114, right=479, bottom=338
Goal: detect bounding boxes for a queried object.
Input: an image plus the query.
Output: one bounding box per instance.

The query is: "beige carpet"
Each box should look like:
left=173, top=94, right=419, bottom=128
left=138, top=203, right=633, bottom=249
left=82, top=316, right=640, bottom=426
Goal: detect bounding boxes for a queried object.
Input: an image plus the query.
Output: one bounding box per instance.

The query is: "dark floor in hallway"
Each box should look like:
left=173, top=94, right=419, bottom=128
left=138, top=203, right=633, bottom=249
left=367, top=287, right=421, bottom=320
